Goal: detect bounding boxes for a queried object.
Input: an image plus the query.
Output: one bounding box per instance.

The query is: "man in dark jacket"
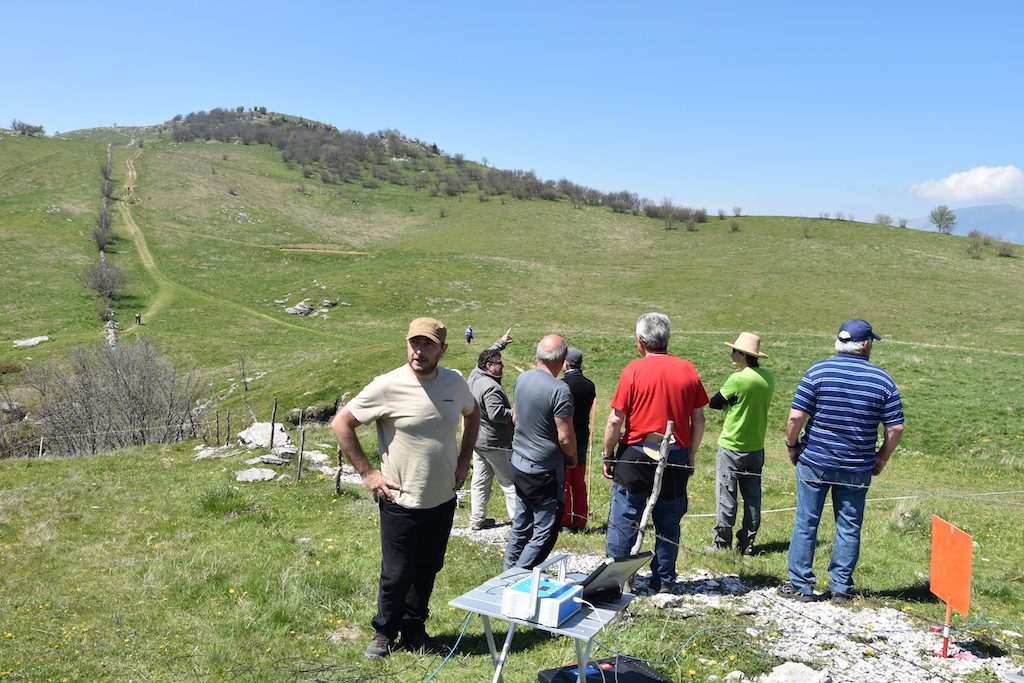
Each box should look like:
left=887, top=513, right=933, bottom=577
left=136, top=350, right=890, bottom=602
left=561, top=348, right=596, bottom=532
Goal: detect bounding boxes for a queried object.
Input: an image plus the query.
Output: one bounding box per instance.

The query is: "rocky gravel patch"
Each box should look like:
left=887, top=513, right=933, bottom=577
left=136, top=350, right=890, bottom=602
left=453, top=524, right=1023, bottom=682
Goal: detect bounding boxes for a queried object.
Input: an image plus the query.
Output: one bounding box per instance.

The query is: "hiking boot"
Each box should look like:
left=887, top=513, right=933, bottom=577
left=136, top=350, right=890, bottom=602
left=736, top=539, right=754, bottom=556
left=470, top=518, right=496, bottom=530
left=364, top=634, right=393, bottom=659
left=398, top=631, right=450, bottom=656
left=703, top=543, right=731, bottom=554
left=777, top=582, right=818, bottom=602
left=830, top=590, right=854, bottom=604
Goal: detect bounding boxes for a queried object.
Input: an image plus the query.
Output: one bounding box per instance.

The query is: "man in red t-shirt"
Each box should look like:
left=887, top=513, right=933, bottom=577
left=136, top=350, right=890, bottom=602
left=602, top=313, right=708, bottom=593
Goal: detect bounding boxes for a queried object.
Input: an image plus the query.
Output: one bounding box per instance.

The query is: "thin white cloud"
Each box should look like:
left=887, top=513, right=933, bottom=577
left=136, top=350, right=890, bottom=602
left=909, top=166, right=1024, bottom=202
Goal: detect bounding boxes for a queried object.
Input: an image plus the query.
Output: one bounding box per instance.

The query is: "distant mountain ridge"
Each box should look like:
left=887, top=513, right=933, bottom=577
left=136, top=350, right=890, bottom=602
left=906, top=204, right=1024, bottom=244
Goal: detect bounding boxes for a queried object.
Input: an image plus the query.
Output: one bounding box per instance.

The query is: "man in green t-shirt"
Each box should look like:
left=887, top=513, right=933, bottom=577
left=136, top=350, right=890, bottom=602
left=706, top=332, right=775, bottom=556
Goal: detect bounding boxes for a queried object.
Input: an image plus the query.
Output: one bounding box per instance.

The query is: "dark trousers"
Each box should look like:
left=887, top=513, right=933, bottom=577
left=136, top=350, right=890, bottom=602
left=372, top=496, right=456, bottom=639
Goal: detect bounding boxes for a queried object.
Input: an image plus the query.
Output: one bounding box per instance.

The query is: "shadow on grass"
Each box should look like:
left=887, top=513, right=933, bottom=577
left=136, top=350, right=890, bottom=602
left=867, top=580, right=941, bottom=604
left=450, top=625, right=552, bottom=657
left=750, top=540, right=789, bottom=556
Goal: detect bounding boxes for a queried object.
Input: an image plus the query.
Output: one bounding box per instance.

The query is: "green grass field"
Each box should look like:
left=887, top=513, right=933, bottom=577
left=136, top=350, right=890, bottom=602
left=1, top=122, right=1022, bottom=681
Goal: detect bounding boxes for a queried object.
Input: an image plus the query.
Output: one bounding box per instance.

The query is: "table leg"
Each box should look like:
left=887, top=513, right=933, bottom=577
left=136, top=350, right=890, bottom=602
left=480, top=615, right=498, bottom=667
left=491, top=622, right=517, bottom=683
left=573, top=637, right=596, bottom=683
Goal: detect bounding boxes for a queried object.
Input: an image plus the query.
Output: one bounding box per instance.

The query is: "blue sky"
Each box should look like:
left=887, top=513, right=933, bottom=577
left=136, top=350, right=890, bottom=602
left=4, top=0, right=1022, bottom=224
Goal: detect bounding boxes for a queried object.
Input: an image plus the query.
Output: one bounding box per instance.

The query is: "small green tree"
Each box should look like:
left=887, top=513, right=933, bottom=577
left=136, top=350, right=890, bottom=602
left=10, top=119, right=44, bottom=136
left=929, top=205, right=957, bottom=235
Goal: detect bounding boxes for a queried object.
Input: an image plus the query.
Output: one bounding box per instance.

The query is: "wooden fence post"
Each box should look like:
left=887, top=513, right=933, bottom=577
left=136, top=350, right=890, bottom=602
left=269, top=398, right=278, bottom=450
left=630, top=421, right=674, bottom=556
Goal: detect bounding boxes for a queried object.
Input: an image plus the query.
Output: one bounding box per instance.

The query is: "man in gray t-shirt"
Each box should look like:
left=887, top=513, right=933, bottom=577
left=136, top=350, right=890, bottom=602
left=504, top=334, right=576, bottom=570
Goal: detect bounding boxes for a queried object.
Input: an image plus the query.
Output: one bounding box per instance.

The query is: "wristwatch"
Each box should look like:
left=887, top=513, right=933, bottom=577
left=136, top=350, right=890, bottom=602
left=785, top=442, right=799, bottom=449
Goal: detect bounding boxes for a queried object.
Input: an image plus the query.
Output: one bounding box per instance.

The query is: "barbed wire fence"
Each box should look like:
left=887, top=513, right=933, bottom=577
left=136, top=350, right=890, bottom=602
left=2, top=409, right=1023, bottom=680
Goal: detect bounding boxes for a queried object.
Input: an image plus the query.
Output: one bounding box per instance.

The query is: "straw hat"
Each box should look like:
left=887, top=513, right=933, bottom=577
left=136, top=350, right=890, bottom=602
left=724, top=332, right=768, bottom=358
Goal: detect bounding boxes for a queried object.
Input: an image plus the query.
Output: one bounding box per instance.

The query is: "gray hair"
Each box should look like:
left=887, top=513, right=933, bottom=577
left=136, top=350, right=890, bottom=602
left=636, top=312, right=670, bottom=352
left=537, top=337, right=568, bottom=364
left=835, top=339, right=870, bottom=357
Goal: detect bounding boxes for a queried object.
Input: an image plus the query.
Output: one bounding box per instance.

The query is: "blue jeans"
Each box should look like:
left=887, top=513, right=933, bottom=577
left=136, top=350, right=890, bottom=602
left=606, top=482, right=688, bottom=587
left=504, top=467, right=563, bottom=570
left=787, top=461, right=871, bottom=595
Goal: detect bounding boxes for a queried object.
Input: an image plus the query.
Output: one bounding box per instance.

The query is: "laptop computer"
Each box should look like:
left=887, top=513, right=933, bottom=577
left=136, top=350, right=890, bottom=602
left=570, top=552, right=653, bottom=603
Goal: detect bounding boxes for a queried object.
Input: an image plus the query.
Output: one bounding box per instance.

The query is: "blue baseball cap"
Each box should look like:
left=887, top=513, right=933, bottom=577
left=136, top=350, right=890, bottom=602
left=838, top=319, right=881, bottom=342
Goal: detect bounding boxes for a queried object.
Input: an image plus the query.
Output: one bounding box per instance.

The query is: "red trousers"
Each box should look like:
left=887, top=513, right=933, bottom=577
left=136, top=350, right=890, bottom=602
left=560, top=464, right=588, bottom=529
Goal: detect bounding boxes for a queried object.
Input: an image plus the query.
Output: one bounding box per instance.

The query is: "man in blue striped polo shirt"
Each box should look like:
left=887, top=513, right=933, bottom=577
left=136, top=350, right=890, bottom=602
left=778, top=319, right=904, bottom=603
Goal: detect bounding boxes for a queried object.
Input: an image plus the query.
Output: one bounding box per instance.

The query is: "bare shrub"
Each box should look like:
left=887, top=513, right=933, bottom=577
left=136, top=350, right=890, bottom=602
left=733, top=207, right=742, bottom=217
left=694, top=207, right=708, bottom=223
left=967, top=239, right=983, bottom=259
left=874, top=213, right=893, bottom=225
left=439, top=204, right=447, bottom=218
left=660, top=198, right=676, bottom=230
left=24, top=341, right=205, bottom=457
left=539, top=187, right=560, bottom=201
left=479, top=191, right=489, bottom=202
left=362, top=178, right=379, bottom=189
left=92, top=225, right=113, bottom=253
left=222, top=153, right=229, bottom=160
left=996, top=240, right=1016, bottom=257
left=898, top=216, right=909, bottom=228
left=835, top=211, right=846, bottom=221
left=78, top=261, right=128, bottom=300
left=718, top=209, right=726, bottom=220
left=819, top=212, right=831, bottom=219
left=0, top=387, right=40, bottom=459
left=0, top=363, right=23, bottom=376
left=302, top=166, right=315, bottom=178
left=685, top=218, right=696, bottom=232
left=94, top=296, right=114, bottom=322
left=227, top=185, right=238, bottom=195
left=730, top=218, right=740, bottom=232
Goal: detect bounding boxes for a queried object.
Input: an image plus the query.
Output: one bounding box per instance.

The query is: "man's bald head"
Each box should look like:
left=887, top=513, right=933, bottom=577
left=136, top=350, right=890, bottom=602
left=536, top=334, right=568, bottom=366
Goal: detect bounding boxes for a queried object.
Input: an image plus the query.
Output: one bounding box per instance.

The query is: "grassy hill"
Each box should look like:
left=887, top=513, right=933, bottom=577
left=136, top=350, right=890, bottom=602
left=1, top=117, right=1022, bottom=680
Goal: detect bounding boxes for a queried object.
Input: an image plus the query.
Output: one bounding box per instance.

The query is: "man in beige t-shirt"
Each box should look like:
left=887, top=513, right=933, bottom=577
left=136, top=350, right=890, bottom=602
left=333, top=317, right=480, bottom=659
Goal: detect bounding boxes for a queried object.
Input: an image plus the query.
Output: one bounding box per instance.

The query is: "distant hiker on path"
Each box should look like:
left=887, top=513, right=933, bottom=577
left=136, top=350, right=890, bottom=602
left=465, top=326, right=474, bottom=345
left=706, top=332, right=774, bottom=556
left=778, top=319, right=904, bottom=604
